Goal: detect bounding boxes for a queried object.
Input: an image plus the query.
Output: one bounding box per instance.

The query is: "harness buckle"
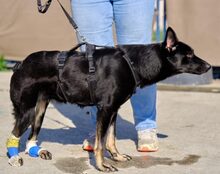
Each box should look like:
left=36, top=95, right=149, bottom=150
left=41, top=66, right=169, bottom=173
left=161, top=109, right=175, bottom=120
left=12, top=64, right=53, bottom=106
left=89, top=67, right=96, bottom=73
left=86, top=44, right=96, bottom=74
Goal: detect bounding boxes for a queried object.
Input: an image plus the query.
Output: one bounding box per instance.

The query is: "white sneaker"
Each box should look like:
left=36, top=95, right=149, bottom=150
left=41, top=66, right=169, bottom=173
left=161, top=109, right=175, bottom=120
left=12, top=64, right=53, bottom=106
left=82, top=133, right=95, bottom=151
left=137, top=129, right=159, bottom=152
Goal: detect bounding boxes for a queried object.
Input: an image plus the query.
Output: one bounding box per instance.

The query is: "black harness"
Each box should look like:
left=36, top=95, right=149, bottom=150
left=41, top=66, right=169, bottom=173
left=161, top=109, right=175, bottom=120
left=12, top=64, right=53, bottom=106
left=56, top=42, right=98, bottom=103
left=36, top=0, right=141, bottom=104
left=56, top=43, right=141, bottom=104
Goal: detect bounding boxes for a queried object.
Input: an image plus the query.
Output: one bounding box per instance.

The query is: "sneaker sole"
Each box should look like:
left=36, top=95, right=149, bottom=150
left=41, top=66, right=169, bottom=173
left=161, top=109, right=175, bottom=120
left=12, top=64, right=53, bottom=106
left=82, top=145, right=94, bottom=152
left=137, top=146, right=159, bottom=152
left=137, top=148, right=158, bottom=152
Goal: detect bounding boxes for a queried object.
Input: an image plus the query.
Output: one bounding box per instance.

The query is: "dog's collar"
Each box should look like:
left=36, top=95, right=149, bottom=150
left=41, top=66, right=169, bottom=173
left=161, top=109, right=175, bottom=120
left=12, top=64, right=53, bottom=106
left=121, top=53, right=141, bottom=93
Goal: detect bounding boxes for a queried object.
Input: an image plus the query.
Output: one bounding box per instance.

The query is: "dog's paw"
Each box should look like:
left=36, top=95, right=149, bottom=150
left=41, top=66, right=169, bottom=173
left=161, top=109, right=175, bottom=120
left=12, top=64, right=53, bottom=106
left=112, top=153, right=132, bottom=162
left=8, top=155, right=23, bottom=167
left=97, top=162, right=118, bottom=172
left=39, top=150, right=52, bottom=160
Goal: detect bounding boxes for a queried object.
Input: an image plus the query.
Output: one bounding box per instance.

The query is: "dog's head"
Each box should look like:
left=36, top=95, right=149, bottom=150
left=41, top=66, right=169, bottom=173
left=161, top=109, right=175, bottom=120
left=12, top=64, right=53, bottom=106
left=162, top=27, right=211, bottom=75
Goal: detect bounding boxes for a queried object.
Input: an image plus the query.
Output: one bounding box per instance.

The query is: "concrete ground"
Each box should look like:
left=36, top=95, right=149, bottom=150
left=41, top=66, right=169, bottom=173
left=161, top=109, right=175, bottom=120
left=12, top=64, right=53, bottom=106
left=0, top=71, right=220, bottom=174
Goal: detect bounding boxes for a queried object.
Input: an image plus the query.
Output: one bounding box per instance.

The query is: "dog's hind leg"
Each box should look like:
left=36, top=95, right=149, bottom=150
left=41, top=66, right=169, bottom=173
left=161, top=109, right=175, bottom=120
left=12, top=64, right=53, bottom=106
left=26, top=94, right=52, bottom=160
left=7, top=107, right=35, bottom=166
left=94, top=108, right=118, bottom=172
left=106, top=113, right=132, bottom=162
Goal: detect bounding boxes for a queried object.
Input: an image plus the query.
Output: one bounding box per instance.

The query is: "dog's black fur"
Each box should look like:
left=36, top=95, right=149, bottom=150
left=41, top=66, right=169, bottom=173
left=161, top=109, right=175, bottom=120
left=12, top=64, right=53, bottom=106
left=8, top=27, right=211, bottom=171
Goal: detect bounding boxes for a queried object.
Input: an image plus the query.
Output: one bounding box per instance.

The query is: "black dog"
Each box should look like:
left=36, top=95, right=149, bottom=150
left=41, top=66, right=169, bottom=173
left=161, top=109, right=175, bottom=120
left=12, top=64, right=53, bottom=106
left=7, top=27, right=211, bottom=171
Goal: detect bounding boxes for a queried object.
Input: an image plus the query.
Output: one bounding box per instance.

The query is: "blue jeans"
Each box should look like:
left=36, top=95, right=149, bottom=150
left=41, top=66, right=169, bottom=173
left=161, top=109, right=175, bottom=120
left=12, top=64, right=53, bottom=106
left=71, top=0, right=157, bottom=131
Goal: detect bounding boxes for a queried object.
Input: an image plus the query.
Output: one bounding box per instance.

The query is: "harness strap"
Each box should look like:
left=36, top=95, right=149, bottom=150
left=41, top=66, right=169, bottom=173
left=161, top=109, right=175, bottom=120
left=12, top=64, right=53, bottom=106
left=57, top=51, right=68, bottom=102
left=118, top=48, right=141, bottom=93
left=86, top=44, right=97, bottom=103
left=123, top=54, right=140, bottom=88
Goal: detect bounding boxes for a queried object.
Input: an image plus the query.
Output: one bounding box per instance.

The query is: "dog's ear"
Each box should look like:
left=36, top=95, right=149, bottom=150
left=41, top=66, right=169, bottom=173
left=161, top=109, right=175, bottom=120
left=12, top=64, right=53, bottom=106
left=163, top=27, right=178, bottom=51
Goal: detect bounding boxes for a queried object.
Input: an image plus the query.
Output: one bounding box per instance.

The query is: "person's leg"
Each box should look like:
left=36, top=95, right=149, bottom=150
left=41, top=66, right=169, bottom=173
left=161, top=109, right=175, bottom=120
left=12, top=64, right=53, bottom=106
left=113, top=0, right=158, bottom=151
left=71, top=0, right=114, bottom=46
left=131, top=86, right=157, bottom=130
left=71, top=0, right=114, bottom=150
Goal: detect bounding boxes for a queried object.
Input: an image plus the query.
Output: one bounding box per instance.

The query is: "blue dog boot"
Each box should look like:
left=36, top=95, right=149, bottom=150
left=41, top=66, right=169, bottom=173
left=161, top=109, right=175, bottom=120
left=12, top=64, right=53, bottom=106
left=6, top=135, right=23, bottom=167
left=25, top=140, right=44, bottom=157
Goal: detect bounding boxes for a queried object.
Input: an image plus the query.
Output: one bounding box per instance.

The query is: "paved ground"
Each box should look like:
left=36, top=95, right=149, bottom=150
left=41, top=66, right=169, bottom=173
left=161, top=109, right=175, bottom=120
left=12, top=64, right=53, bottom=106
left=0, top=71, right=220, bottom=174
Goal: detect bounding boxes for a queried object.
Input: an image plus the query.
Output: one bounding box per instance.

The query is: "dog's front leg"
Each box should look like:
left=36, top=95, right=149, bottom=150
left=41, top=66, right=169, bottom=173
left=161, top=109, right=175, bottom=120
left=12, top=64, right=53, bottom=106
left=27, top=94, right=52, bottom=160
left=94, top=108, right=118, bottom=172
left=106, top=113, right=132, bottom=162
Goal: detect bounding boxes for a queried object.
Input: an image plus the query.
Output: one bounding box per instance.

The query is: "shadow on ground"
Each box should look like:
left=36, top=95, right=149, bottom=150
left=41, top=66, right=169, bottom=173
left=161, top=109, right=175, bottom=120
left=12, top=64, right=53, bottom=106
left=20, top=102, right=168, bottom=149
left=55, top=153, right=200, bottom=174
